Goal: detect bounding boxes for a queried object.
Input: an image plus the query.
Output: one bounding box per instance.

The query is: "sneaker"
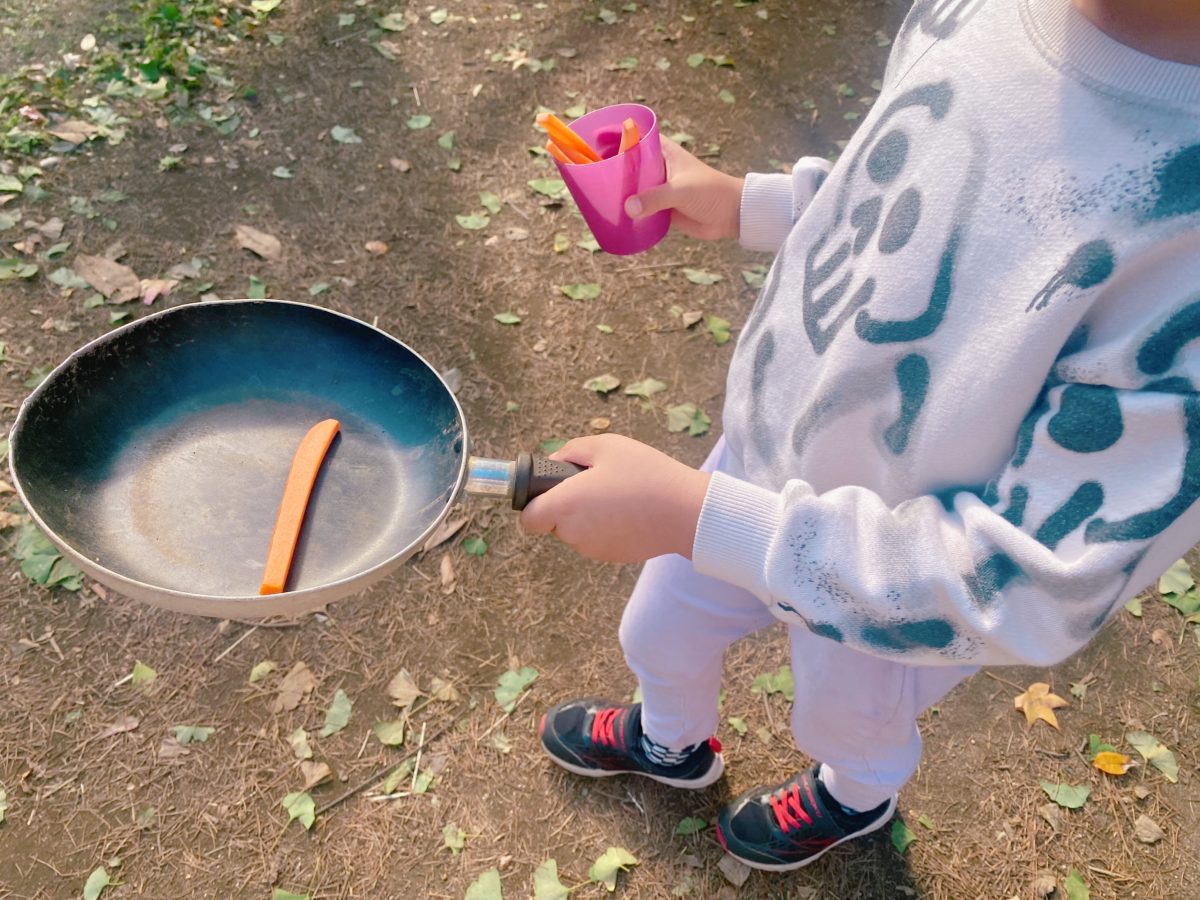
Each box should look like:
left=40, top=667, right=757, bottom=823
left=716, top=765, right=896, bottom=871
left=538, top=699, right=724, bottom=789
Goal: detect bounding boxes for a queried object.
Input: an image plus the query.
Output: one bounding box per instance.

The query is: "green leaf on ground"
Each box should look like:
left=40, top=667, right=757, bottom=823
left=442, top=822, right=467, bottom=855
left=533, top=859, right=569, bottom=900
left=0, top=175, right=24, bottom=193
left=288, top=728, right=313, bottom=760
left=540, top=439, right=567, bottom=454
left=666, top=403, right=711, bottom=436
left=560, top=282, right=601, bottom=301
left=742, top=264, right=769, bottom=289
left=682, top=268, right=722, bottom=285
left=319, top=688, right=353, bottom=737
left=377, top=12, right=405, bottom=31
left=1039, top=780, right=1090, bottom=809
left=687, top=53, right=705, bottom=67
left=1087, top=734, right=1116, bottom=758
left=381, top=760, right=414, bottom=793
left=1065, top=868, right=1090, bottom=900
left=173, top=725, right=215, bottom=745
left=1159, top=558, right=1193, bottom=595
left=272, top=166, right=293, bottom=179
left=528, top=178, right=567, bottom=198
left=430, top=8, right=448, bottom=24
left=596, top=324, right=613, bottom=334
left=918, top=814, right=936, bottom=830
left=308, top=282, right=330, bottom=296
left=465, top=868, right=502, bottom=900
left=751, top=665, right=794, bottom=701
left=404, top=114, right=431, bottom=130
left=1163, top=588, right=1200, bottom=616
left=495, top=666, right=538, bottom=713
left=480, top=192, right=503, bottom=214
left=577, top=235, right=601, bottom=253
left=589, top=847, right=639, bottom=892
left=675, top=816, right=708, bottom=835
left=718, top=89, right=736, bottom=104
left=83, top=867, right=110, bottom=900
left=552, top=232, right=571, bottom=253
left=1126, top=731, right=1179, bottom=782
left=281, top=791, right=316, bottom=829
left=437, top=130, right=455, bottom=151
left=373, top=720, right=406, bottom=746
left=463, top=536, right=488, bottom=556
left=624, top=378, right=667, bottom=399
left=494, top=311, right=521, bottom=325
left=727, top=716, right=747, bottom=734
left=456, top=213, right=490, bottom=230
left=0, top=259, right=37, bottom=280
left=705, top=314, right=732, bottom=345
left=249, top=660, right=277, bottom=683
left=247, top=276, right=267, bottom=299
left=1124, top=595, right=1143, bottom=617
left=891, top=819, right=916, bottom=854
left=331, top=125, right=363, bottom=143
left=272, top=890, right=310, bottom=900
left=131, top=660, right=157, bottom=686
left=584, top=374, right=620, bottom=393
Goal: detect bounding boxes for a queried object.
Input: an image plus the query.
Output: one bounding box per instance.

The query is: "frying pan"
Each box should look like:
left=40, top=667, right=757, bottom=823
left=10, top=300, right=581, bottom=618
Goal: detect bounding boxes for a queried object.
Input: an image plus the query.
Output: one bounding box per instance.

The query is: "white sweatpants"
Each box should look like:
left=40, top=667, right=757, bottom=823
left=618, top=439, right=978, bottom=811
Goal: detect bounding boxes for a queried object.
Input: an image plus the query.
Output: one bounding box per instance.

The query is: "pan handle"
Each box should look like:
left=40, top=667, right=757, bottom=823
left=465, top=454, right=585, bottom=510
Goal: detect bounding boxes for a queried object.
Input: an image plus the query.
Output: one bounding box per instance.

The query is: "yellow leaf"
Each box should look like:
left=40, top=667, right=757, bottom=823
left=1013, top=682, right=1069, bottom=730
left=1093, top=751, right=1136, bottom=776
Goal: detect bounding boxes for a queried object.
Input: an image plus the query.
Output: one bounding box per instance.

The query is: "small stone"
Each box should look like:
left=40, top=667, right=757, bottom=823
left=1134, top=785, right=1151, bottom=800
left=717, top=854, right=750, bottom=887
left=590, top=417, right=611, bottom=434
left=1031, top=873, right=1057, bottom=898
left=390, top=157, right=412, bottom=172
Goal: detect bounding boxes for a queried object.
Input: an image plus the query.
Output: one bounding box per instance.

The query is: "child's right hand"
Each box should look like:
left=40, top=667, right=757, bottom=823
left=625, top=138, right=744, bottom=241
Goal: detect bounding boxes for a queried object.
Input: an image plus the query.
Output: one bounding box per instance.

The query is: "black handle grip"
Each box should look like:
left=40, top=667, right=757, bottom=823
left=511, top=452, right=585, bottom=510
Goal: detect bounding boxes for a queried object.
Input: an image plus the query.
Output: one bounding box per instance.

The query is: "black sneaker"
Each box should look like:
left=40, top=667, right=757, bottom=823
left=716, top=765, right=896, bottom=871
left=538, top=699, right=724, bottom=789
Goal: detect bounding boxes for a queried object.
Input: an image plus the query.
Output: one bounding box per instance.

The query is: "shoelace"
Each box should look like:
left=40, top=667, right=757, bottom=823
left=590, top=707, right=624, bottom=749
left=769, top=778, right=817, bottom=833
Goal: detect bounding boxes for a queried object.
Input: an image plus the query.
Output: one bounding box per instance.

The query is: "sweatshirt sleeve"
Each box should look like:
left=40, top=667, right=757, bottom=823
left=739, top=157, right=833, bottom=253
left=692, top=292, right=1200, bottom=668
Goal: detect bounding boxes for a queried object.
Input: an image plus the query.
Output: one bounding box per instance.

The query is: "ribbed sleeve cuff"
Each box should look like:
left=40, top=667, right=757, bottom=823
left=691, top=471, right=784, bottom=594
left=738, top=173, right=796, bottom=253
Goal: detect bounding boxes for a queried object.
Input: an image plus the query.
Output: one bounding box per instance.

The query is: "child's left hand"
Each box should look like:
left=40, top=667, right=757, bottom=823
left=520, top=434, right=711, bottom=563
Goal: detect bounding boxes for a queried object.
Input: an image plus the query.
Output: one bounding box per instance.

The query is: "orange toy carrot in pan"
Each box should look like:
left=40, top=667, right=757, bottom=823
left=537, top=113, right=602, bottom=163
left=618, top=117, right=641, bottom=154
left=260, top=418, right=341, bottom=595
left=545, top=140, right=577, bottom=165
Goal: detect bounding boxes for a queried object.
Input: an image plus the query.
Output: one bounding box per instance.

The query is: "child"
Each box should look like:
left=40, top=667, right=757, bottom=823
left=522, top=0, right=1200, bottom=871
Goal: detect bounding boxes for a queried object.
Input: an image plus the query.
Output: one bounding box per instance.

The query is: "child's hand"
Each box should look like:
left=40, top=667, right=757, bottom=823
left=625, top=138, right=744, bottom=241
left=520, top=434, right=711, bottom=563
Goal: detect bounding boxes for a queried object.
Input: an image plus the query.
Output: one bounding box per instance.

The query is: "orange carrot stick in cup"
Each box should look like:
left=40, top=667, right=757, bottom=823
left=259, top=418, right=340, bottom=595
left=618, top=117, right=641, bottom=154
left=545, top=140, right=578, bottom=165
left=537, top=113, right=602, bottom=163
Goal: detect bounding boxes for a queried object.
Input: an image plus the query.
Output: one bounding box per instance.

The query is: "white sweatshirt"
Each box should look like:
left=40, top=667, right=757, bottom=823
left=691, top=0, right=1200, bottom=667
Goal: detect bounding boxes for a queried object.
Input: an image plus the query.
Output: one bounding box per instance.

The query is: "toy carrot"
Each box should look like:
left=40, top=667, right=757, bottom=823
left=260, top=418, right=341, bottom=595
left=545, top=140, right=576, bottom=165
left=537, top=113, right=602, bottom=163
left=618, top=117, right=641, bottom=154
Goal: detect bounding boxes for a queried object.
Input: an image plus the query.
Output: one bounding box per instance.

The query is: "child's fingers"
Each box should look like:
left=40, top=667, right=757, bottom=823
left=625, top=182, right=679, bottom=219
left=547, top=435, right=603, bottom=466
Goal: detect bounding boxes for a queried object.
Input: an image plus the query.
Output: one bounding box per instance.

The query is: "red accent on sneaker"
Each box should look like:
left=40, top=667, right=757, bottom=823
left=801, top=774, right=823, bottom=819
left=715, top=825, right=729, bottom=851
left=591, top=707, right=622, bottom=748
left=538, top=713, right=546, bottom=738
left=708, top=736, right=722, bottom=754
left=769, top=781, right=815, bottom=833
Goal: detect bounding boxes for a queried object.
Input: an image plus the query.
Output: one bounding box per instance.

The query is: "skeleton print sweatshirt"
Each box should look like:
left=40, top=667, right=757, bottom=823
left=691, top=0, right=1200, bottom=666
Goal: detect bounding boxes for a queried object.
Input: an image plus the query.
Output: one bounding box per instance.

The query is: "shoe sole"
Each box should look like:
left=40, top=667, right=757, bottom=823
left=719, top=796, right=898, bottom=871
left=546, top=751, right=726, bottom=790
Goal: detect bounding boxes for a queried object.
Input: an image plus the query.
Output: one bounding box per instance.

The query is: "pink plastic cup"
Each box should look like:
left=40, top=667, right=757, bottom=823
left=552, top=103, right=669, bottom=255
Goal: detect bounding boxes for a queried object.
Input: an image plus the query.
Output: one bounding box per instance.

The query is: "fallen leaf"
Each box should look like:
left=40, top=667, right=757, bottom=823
left=589, top=846, right=639, bottom=892
left=624, top=378, right=667, bottom=399
left=157, top=737, right=189, bottom=760
left=493, top=311, right=521, bottom=325
left=495, top=666, right=538, bottom=713
left=270, top=662, right=316, bottom=712
left=442, top=822, right=467, bottom=855
left=666, top=403, right=711, bottom=436
left=891, top=819, right=916, bottom=854
left=430, top=677, right=460, bottom=702
left=140, top=277, right=177, bottom=305
left=131, top=660, right=157, bottom=686
left=727, top=716, right=748, bottom=734
left=319, top=688, right=352, bottom=737
left=99, top=715, right=139, bottom=739
left=281, top=791, right=315, bottom=829
left=234, top=224, right=282, bottom=261
left=1133, top=813, right=1164, bottom=844
left=439, top=553, right=456, bottom=594
left=1092, top=751, right=1135, bottom=776
left=717, top=854, right=751, bottom=887
left=465, top=868, right=502, bottom=900
left=300, top=760, right=332, bottom=790
left=584, top=374, right=620, bottom=393
left=48, top=119, right=98, bottom=144
left=373, top=720, right=406, bottom=746
left=1126, top=730, right=1179, bottom=782
left=1039, top=780, right=1090, bottom=809
left=272, top=890, right=310, bottom=900
left=405, top=115, right=432, bottom=130
left=533, top=859, right=569, bottom=900
left=456, top=213, right=490, bottom=230
left=528, top=177, right=567, bottom=198
left=74, top=254, right=139, bottom=302
left=682, top=268, right=722, bottom=285
left=83, top=866, right=110, bottom=900
left=331, top=125, right=363, bottom=143
left=34, top=217, right=64, bottom=239
left=288, top=727, right=313, bottom=760
left=248, top=660, right=277, bottom=683
left=463, top=536, right=488, bottom=556
left=387, top=669, right=423, bottom=709
left=1013, top=682, right=1069, bottom=730
left=1065, top=868, right=1090, bottom=900
left=560, top=282, right=601, bottom=301
left=675, top=816, right=707, bottom=835
left=0, top=787, right=6, bottom=823
left=364, top=240, right=389, bottom=256
left=1158, top=558, right=1193, bottom=595
left=173, top=724, right=214, bottom=745
left=1038, top=802, right=1064, bottom=833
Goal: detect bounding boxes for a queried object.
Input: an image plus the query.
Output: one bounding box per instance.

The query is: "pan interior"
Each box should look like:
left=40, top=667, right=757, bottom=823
left=14, top=302, right=464, bottom=598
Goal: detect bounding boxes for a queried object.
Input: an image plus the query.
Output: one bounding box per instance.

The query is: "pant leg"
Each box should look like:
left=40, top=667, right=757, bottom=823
left=787, top=623, right=977, bottom=810
left=619, top=437, right=777, bottom=748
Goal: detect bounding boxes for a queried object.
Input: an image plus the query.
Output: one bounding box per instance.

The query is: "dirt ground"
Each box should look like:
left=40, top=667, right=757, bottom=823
left=1, top=1, right=1197, bottom=898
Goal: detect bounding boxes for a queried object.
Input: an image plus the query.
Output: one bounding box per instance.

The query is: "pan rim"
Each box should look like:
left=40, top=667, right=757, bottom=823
left=9, top=298, right=471, bottom=617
